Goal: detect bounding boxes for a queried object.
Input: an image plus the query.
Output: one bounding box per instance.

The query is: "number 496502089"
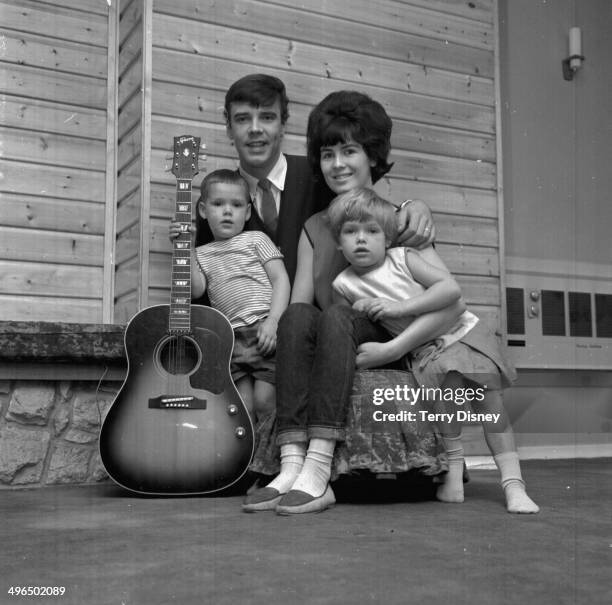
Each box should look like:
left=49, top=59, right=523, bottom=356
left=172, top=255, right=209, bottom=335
left=8, top=586, right=66, bottom=597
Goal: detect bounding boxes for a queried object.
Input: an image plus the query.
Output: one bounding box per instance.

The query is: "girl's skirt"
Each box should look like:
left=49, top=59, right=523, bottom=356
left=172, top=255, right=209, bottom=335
left=408, top=317, right=517, bottom=390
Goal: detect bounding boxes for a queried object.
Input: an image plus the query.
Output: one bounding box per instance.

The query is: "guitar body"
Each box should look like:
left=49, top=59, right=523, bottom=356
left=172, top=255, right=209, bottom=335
left=100, top=304, right=254, bottom=495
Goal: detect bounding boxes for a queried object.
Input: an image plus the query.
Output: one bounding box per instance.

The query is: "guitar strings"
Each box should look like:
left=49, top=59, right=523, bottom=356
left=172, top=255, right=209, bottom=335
left=169, top=181, right=191, bottom=394
left=167, top=166, right=196, bottom=396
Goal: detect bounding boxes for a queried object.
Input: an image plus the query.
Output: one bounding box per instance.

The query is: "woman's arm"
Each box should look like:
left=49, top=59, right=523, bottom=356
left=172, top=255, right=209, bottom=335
left=290, top=230, right=315, bottom=304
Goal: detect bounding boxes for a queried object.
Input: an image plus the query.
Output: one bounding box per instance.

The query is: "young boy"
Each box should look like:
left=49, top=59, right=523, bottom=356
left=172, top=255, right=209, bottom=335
left=169, top=169, right=290, bottom=423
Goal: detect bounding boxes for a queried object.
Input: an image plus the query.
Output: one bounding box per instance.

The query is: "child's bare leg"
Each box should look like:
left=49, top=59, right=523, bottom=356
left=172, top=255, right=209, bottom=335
left=233, top=377, right=261, bottom=494
left=435, top=371, right=465, bottom=503
left=235, top=376, right=254, bottom=417
left=478, top=390, right=539, bottom=514
left=252, top=380, right=276, bottom=422
left=243, top=382, right=304, bottom=510
left=241, top=380, right=276, bottom=495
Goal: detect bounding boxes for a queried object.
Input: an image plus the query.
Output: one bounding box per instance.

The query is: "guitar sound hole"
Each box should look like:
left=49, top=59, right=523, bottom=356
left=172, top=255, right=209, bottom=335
left=158, top=335, right=200, bottom=375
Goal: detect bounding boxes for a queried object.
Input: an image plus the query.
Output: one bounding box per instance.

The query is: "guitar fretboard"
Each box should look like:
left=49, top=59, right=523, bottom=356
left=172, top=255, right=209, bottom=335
left=169, top=179, right=193, bottom=333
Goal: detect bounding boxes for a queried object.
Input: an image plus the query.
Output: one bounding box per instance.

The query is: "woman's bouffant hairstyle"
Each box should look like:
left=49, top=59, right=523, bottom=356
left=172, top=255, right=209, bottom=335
left=306, top=90, right=393, bottom=184
left=326, top=188, right=399, bottom=246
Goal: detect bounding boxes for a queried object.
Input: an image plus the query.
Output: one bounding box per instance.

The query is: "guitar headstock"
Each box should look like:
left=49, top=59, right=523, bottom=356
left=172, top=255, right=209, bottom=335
left=171, top=135, right=205, bottom=180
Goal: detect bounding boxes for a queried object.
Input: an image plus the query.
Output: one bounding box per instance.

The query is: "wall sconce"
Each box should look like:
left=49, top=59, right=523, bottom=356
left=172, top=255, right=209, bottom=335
left=562, top=27, right=584, bottom=81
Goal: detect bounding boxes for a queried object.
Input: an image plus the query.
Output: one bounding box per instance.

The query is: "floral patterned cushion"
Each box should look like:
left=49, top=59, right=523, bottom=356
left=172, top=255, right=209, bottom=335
left=249, top=369, right=448, bottom=481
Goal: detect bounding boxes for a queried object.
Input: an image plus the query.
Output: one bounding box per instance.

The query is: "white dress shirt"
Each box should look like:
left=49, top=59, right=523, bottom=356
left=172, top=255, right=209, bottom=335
left=239, top=154, right=287, bottom=218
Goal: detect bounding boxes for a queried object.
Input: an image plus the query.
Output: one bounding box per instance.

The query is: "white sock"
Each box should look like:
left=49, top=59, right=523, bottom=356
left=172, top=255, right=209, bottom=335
left=290, top=438, right=335, bottom=498
left=266, top=443, right=306, bottom=494
left=437, top=435, right=465, bottom=503
left=494, top=452, right=539, bottom=513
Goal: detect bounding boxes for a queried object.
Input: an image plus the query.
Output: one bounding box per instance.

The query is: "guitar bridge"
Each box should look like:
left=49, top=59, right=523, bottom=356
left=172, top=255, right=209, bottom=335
left=148, top=396, right=207, bottom=409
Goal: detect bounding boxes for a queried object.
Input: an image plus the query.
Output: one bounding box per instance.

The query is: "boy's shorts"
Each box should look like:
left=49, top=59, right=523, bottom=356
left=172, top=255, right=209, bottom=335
left=231, top=323, right=275, bottom=385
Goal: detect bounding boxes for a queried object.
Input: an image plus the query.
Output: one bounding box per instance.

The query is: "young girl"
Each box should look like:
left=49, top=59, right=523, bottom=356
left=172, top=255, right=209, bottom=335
left=329, top=188, right=539, bottom=514
left=243, top=91, right=462, bottom=514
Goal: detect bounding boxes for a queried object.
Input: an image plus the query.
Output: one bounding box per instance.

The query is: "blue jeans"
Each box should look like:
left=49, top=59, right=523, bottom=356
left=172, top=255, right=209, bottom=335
left=276, top=303, right=391, bottom=445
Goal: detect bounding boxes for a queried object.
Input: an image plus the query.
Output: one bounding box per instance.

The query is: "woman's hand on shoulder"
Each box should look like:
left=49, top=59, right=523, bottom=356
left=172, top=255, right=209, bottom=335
left=395, top=199, right=435, bottom=248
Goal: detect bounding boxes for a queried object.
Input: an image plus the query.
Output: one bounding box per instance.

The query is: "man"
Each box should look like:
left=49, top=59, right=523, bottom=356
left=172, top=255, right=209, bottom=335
left=195, top=74, right=435, bottom=285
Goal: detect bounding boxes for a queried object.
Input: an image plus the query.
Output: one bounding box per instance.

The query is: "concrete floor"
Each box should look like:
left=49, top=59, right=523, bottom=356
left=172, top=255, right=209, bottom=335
left=1, top=459, right=611, bottom=605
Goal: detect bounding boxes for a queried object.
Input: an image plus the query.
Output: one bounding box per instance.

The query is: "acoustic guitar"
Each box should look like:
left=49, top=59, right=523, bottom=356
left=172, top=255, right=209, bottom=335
left=100, top=135, right=254, bottom=495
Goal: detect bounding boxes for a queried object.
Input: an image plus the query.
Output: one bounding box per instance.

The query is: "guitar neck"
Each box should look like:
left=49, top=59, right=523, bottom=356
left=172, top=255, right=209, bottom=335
left=170, top=178, right=193, bottom=333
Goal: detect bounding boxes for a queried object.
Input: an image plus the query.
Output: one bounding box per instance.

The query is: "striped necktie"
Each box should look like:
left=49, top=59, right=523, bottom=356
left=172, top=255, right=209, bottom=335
left=258, top=178, right=278, bottom=236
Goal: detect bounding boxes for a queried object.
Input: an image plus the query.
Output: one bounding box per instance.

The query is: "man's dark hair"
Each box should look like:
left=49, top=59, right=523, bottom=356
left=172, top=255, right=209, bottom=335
left=306, top=90, right=393, bottom=183
left=224, top=74, right=290, bottom=124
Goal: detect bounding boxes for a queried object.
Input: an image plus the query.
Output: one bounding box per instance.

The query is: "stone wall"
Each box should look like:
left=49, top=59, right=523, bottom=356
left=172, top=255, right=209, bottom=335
left=0, top=379, right=121, bottom=487
left=0, top=321, right=125, bottom=488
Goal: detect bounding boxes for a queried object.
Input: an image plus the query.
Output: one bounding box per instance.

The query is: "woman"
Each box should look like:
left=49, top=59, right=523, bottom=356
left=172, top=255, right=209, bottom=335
left=244, top=91, right=462, bottom=514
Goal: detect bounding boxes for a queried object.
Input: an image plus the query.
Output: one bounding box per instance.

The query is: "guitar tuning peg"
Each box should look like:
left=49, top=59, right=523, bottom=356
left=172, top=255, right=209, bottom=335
left=198, top=153, right=207, bottom=161
left=200, top=142, right=207, bottom=150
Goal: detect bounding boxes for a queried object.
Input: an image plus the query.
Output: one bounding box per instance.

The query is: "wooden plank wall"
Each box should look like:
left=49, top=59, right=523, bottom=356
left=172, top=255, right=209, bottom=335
left=143, top=0, right=502, bottom=329
left=114, top=0, right=148, bottom=323
left=0, top=0, right=110, bottom=322
left=0, top=0, right=502, bottom=329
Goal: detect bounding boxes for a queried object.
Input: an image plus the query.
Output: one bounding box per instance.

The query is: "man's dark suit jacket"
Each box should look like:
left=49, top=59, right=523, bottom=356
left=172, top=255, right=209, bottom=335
left=194, top=154, right=333, bottom=291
